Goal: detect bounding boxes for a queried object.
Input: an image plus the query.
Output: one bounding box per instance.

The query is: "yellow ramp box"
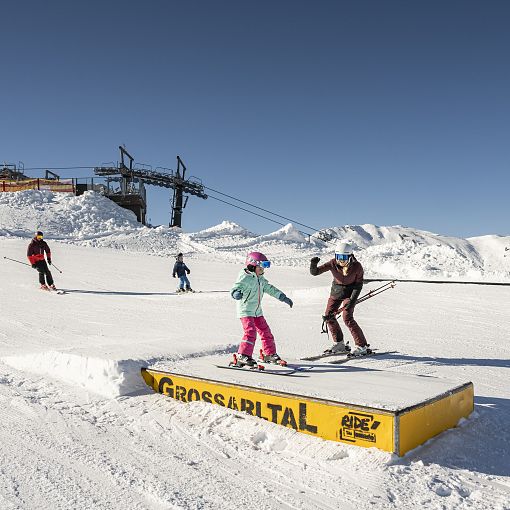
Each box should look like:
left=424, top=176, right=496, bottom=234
left=141, top=355, right=473, bottom=456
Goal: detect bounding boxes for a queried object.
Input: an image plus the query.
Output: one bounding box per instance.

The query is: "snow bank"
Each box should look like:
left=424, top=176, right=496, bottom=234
left=1, top=189, right=509, bottom=280
left=0, top=190, right=141, bottom=239
left=1, top=351, right=148, bottom=398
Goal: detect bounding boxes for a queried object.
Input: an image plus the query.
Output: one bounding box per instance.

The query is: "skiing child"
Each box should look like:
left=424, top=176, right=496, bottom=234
left=27, top=231, right=56, bottom=291
left=172, top=253, right=193, bottom=292
left=310, top=242, right=369, bottom=356
left=230, top=251, right=293, bottom=367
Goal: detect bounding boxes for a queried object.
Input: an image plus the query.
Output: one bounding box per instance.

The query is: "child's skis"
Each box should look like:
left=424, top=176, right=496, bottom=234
left=217, top=354, right=304, bottom=376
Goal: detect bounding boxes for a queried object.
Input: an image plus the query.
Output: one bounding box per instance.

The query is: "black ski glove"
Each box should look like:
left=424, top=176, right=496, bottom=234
left=186, top=270, right=190, bottom=274
left=47, top=259, right=52, bottom=265
left=345, top=288, right=361, bottom=310
left=310, top=257, right=320, bottom=275
left=172, top=274, right=176, bottom=278
left=32, top=264, right=37, bottom=269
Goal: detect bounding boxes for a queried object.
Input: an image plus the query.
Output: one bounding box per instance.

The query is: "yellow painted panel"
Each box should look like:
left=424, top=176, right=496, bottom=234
left=398, top=384, right=474, bottom=456
left=142, top=368, right=395, bottom=452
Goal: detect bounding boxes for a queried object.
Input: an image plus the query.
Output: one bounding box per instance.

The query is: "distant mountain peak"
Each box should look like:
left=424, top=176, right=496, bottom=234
left=262, top=223, right=308, bottom=242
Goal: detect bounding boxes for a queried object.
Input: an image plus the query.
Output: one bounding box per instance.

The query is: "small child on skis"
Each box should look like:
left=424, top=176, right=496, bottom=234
left=230, top=251, right=293, bottom=367
left=27, top=231, right=56, bottom=291
left=172, top=253, right=193, bottom=292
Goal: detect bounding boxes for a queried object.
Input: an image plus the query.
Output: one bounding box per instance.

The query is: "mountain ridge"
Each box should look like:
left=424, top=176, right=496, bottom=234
left=1, top=190, right=509, bottom=280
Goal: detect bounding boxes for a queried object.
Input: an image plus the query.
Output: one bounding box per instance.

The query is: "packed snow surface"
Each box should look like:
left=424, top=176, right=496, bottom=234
left=1, top=190, right=509, bottom=509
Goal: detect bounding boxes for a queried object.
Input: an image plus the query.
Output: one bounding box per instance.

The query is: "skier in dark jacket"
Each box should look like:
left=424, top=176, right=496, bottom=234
left=27, top=231, right=56, bottom=291
left=310, top=242, right=368, bottom=356
left=172, top=253, right=192, bottom=292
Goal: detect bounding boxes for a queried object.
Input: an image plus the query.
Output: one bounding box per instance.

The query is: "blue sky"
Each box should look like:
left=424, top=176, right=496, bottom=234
left=1, top=1, right=509, bottom=237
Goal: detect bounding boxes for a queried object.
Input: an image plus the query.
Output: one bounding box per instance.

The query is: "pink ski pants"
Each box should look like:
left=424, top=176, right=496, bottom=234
left=238, top=316, right=276, bottom=357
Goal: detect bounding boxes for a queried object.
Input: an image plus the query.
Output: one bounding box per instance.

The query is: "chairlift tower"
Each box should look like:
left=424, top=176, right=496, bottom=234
left=94, top=147, right=207, bottom=227
left=170, top=156, right=189, bottom=228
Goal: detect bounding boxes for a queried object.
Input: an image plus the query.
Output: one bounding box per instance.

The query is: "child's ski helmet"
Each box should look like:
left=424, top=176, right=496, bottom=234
left=246, top=251, right=271, bottom=269
left=35, top=231, right=44, bottom=238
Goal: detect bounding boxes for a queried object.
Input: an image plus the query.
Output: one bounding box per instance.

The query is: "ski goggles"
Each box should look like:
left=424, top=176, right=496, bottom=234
left=36, top=235, right=43, bottom=240
left=335, top=253, right=350, bottom=261
left=247, top=256, right=271, bottom=268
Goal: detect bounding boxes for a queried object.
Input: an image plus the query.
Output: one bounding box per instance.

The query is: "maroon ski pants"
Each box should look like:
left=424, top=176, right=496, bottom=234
left=324, top=296, right=367, bottom=347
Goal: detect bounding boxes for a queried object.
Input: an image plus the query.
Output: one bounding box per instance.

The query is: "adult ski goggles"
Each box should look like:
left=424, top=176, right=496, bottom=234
left=36, top=235, right=43, bottom=239
left=335, top=253, right=350, bottom=261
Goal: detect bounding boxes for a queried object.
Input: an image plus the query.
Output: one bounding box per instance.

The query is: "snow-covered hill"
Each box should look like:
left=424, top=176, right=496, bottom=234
left=1, top=189, right=509, bottom=280
left=1, top=190, right=510, bottom=509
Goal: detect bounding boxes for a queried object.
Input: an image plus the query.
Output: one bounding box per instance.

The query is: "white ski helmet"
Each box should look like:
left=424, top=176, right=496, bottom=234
left=335, top=242, right=354, bottom=262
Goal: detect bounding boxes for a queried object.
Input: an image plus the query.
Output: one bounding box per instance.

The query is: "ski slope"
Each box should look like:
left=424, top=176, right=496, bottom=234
left=1, top=190, right=510, bottom=509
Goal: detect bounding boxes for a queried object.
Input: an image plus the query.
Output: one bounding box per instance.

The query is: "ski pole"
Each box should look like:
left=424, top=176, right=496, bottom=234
left=356, top=281, right=396, bottom=303
left=322, top=281, right=396, bottom=335
left=3, top=256, right=31, bottom=267
left=50, top=262, right=63, bottom=274
left=335, top=280, right=396, bottom=318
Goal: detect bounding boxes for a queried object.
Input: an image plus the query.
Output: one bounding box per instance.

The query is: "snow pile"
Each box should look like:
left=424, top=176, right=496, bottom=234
left=0, top=190, right=141, bottom=239
left=1, top=351, right=147, bottom=398
left=0, top=189, right=509, bottom=280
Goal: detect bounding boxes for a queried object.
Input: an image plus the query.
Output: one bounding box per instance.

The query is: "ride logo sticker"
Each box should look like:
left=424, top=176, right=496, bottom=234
left=339, top=411, right=381, bottom=443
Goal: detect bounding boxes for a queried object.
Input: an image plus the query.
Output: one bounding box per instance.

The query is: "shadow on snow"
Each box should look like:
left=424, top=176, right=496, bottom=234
left=60, top=288, right=229, bottom=296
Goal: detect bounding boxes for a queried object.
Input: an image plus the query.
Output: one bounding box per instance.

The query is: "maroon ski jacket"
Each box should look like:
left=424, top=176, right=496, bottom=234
left=27, top=239, right=51, bottom=265
left=310, top=258, right=364, bottom=299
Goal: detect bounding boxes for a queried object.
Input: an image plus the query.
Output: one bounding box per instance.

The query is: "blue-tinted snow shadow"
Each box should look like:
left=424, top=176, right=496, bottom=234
left=384, top=353, right=510, bottom=369
left=60, top=288, right=229, bottom=296
left=286, top=362, right=382, bottom=375
left=395, top=395, right=510, bottom=477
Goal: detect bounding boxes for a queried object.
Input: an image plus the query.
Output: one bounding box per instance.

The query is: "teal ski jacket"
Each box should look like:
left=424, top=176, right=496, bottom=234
left=231, top=269, right=284, bottom=318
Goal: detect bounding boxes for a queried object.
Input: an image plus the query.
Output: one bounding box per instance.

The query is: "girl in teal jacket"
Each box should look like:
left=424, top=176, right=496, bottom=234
left=231, top=251, right=293, bottom=367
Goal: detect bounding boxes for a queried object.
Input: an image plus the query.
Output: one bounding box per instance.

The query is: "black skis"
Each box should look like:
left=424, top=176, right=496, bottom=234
left=300, top=350, right=352, bottom=361
left=300, top=349, right=393, bottom=362
left=326, top=350, right=397, bottom=364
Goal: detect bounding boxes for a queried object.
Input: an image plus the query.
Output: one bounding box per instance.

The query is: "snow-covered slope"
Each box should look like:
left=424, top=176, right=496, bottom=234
left=1, top=189, right=509, bottom=280
left=1, top=190, right=510, bottom=509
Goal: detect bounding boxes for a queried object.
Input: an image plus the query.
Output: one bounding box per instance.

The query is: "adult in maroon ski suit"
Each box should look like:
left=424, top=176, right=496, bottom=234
left=310, top=253, right=368, bottom=349
left=27, top=231, right=54, bottom=288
